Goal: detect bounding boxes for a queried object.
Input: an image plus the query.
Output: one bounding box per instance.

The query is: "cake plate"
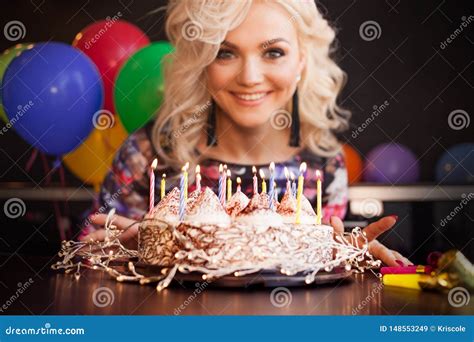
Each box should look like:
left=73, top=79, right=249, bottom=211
left=135, top=263, right=353, bottom=288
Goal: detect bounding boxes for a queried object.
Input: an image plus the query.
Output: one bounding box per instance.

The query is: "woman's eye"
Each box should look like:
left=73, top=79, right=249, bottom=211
left=264, top=48, right=285, bottom=59
left=216, top=49, right=235, bottom=60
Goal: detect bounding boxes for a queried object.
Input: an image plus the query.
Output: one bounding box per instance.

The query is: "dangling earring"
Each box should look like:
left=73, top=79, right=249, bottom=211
left=289, top=87, right=301, bottom=147
left=206, top=98, right=218, bottom=146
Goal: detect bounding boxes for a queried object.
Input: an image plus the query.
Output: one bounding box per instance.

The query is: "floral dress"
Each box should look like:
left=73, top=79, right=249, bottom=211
left=79, top=121, right=348, bottom=238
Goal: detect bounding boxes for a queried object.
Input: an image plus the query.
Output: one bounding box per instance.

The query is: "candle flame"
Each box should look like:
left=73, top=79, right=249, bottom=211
left=259, top=169, right=266, bottom=179
left=224, top=164, right=228, bottom=170
left=284, top=166, right=289, bottom=179
left=269, top=162, right=275, bottom=171
left=162, top=173, right=166, bottom=178
left=151, top=158, right=158, bottom=169
left=299, top=162, right=307, bottom=173
left=226, top=169, right=231, bottom=177
left=219, top=164, right=223, bottom=172
left=182, top=162, right=189, bottom=172
left=252, top=166, right=257, bottom=174
left=236, top=177, right=241, bottom=184
left=195, top=164, right=200, bottom=174
left=316, top=169, right=322, bottom=179
left=290, top=171, right=295, bottom=181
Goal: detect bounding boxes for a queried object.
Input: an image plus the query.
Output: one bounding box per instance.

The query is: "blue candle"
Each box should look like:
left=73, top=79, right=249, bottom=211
left=179, top=163, right=189, bottom=221
left=268, top=162, right=275, bottom=210
left=290, top=171, right=296, bottom=198
left=218, top=164, right=224, bottom=206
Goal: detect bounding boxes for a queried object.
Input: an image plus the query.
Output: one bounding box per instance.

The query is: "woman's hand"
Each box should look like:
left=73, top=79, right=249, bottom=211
left=79, top=214, right=140, bottom=249
left=330, top=215, right=413, bottom=267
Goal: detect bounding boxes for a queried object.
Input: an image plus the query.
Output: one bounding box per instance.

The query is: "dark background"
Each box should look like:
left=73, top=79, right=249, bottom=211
left=0, top=1, right=472, bottom=262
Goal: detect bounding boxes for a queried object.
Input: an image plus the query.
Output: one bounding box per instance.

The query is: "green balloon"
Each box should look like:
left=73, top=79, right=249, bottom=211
left=0, top=44, right=33, bottom=123
left=114, top=41, right=174, bottom=133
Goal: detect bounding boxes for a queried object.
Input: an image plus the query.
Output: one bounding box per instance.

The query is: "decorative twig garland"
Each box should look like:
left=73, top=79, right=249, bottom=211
left=52, top=209, right=381, bottom=291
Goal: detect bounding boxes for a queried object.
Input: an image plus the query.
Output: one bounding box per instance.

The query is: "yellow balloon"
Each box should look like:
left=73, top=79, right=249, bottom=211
left=63, top=119, right=128, bottom=191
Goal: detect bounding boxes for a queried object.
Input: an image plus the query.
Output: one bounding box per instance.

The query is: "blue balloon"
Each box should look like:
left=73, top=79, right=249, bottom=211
left=435, top=143, right=474, bottom=184
left=1, top=42, right=103, bottom=155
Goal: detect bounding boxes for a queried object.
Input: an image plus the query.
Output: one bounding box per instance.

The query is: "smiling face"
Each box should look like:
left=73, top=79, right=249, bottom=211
left=206, top=1, right=306, bottom=130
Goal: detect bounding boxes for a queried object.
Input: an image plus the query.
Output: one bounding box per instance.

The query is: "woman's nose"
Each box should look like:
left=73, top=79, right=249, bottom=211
left=236, top=58, right=264, bottom=87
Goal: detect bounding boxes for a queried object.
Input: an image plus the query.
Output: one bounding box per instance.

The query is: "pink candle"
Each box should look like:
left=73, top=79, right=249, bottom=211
left=252, top=166, right=257, bottom=194
left=195, top=164, right=201, bottom=192
left=149, top=158, right=158, bottom=214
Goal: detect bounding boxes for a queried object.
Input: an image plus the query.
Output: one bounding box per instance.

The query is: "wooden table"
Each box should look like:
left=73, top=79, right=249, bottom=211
left=0, top=255, right=472, bottom=315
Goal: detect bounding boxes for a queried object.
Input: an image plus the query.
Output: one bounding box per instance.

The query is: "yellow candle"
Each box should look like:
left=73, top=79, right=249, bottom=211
left=295, top=162, right=307, bottom=224
left=316, top=170, right=322, bottom=225
left=259, top=169, right=266, bottom=193
left=160, top=173, right=166, bottom=199
left=183, top=162, right=189, bottom=200
left=226, top=169, right=232, bottom=201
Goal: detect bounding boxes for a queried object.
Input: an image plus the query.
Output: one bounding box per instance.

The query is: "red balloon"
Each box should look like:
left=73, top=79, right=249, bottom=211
left=73, top=20, right=150, bottom=113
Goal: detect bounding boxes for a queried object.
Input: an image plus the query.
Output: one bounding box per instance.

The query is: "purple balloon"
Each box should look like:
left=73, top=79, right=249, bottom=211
left=364, top=143, right=420, bottom=184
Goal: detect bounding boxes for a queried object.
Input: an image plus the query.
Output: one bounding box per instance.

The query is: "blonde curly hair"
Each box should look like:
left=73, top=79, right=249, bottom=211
left=152, top=0, right=349, bottom=177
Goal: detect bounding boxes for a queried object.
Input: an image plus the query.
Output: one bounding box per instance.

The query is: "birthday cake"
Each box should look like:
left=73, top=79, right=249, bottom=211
left=138, top=186, right=335, bottom=279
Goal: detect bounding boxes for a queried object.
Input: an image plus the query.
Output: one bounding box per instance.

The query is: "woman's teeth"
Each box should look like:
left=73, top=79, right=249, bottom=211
left=233, top=92, right=268, bottom=101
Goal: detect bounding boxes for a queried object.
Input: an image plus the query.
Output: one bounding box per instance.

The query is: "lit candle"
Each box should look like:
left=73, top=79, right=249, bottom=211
left=259, top=169, right=266, bottom=193
left=226, top=169, right=232, bottom=201
left=290, top=171, right=296, bottom=197
left=149, top=158, right=158, bottom=214
left=218, top=164, right=225, bottom=206
left=315, top=169, right=322, bottom=225
left=160, top=173, right=166, bottom=200
left=252, top=166, right=258, bottom=194
left=179, top=162, right=189, bottom=221
left=295, top=162, right=307, bottom=224
left=268, top=162, right=275, bottom=210
left=236, top=177, right=242, bottom=192
left=284, top=167, right=291, bottom=194
left=195, top=164, right=201, bottom=192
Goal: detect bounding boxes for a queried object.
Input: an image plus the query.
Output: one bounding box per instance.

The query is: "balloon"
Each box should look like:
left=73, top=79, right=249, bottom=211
left=364, top=143, right=420, bottom=184
left=0, top=43, right=33, bottom=123
left=435, top=143, right=474, bottom=184
left=63, top=117, right=128, bottom=191
left=342, top=144, right=363, bottom=184
left=73, top=20, right=150, bottom=113
left=1, top=42, right=103, bottom=156
left=114, top=41, right=174, bottom=133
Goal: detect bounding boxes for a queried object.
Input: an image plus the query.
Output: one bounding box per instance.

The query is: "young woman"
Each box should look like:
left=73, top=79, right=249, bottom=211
left=80, top=0, right=411, bottom=267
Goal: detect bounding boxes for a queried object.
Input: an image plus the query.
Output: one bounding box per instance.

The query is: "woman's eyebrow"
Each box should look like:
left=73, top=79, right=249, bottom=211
left=221, top=37, right=290, bottom=49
